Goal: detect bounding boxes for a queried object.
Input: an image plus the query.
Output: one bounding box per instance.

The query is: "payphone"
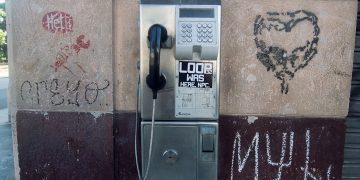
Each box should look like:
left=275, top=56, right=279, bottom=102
left=136, top=0, right=221, bottom=179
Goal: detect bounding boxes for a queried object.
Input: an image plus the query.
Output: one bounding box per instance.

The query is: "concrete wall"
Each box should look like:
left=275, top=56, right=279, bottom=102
left=8, top=0, right=357, bottom=179
left=115, top=1, right=356, bottom=118
left=11, top=1, right=113, bottom=112
left=220, top=0, right=356, bottom=117
left=113, top=0, right=357, bottom=179
left=8, top=0, right=114, bottom=179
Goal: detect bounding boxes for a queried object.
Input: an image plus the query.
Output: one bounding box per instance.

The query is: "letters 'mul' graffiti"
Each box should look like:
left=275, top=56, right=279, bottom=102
left=231, top=130, right=333, bottom=180
left=253, top=10, right=320, bottom=94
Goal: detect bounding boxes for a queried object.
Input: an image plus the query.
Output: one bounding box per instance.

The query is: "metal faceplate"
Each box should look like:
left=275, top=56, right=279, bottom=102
left=174, top=5, right=220, bottom=119
left=142, top=122, right=218, bottom=180
left=175, top=6, right=220, bottom=60
left=139, top=4, right=221, bottom=120
left=140, top=5, right=177, bottom=120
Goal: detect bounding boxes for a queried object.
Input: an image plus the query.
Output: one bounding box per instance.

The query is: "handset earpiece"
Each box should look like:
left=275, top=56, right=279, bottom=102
left=146, top=24, right=168, bottom=99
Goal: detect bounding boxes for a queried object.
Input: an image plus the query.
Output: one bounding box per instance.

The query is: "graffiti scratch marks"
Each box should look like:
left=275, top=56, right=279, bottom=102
left=301, top=130, right=333, bottom=180
left=266, top=132, right=294, bottom=180
left=50, top=35, right=90, bottom=74
left=253, top=10, right=320, bottom=94
left=20, top=79, right=110, bottom=107
left=231, top=130, right=332, bottom=180
left=42, top=11, right=73, bottom=33
left=231, top=132, right=259, bottom=180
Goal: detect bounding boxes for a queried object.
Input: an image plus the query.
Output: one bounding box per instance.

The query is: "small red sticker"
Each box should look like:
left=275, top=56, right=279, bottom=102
left=42, top=11, right=73, bottom=33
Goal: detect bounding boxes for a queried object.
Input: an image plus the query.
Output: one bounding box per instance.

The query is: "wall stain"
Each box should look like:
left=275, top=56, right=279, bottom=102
left=333, top=70, right=351, bottom=78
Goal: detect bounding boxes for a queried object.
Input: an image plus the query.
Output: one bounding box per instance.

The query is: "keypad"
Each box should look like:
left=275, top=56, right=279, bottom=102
left=180, top=23, right=193, bottom=43
left=196, top=23, right=214, bottom=43
left=179, top=22, right=215, bottom=44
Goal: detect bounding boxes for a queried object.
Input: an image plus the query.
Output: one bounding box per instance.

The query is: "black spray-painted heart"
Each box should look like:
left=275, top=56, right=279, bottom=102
left=254, top=10, right=320, bottom=94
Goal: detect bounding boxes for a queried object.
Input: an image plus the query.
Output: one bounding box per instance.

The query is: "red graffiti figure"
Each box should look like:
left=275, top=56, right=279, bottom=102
left=51, top=35, right=90, bottom=74
left=72, top=35, right=90, bottom=54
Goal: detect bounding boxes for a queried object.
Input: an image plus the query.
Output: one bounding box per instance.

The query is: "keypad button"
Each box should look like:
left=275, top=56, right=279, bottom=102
left=197, top=28, right=201, bottom=33
left=208, top=28, right=212, bottom=33
left=208, top=34, right=213, bottom=38
left=187, top=29, right=192, bottom=33
left=197, top=24, right=201, bottom=28
left=187, top=23, right=192, bottom=28
left=207, top=23, right=212, bottom=28
left=182, top=37, right=186, bottom=42
left=188, top=33, right=192, bottom=37
left=181, top=24, right=186, bottom=28
left=209, top=38, right=213, bottom=43
left=187, top=38, right=192, bottom=42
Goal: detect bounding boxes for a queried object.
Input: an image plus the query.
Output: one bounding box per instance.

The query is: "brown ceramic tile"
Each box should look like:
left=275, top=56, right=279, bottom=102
left=114, top=112, right=138, bottom=180
left=16, top=111, right=114, bottom=180
left=218, top=115, right=345, bottom=180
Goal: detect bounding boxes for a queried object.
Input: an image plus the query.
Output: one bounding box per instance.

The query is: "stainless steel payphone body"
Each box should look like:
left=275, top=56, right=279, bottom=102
left=139, top=0, right=221, bottom=179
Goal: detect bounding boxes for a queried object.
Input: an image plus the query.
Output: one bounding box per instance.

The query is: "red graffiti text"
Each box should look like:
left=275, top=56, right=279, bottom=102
left=42, top=11, right=73, bottom=33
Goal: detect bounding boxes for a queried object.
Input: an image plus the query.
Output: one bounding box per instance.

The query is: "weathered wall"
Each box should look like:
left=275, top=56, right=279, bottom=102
left=113, top=0, right=357, bottom=180
left=220, top=0, right=356, bottom=117
left=114, top=0, right=138, bottom=112
left=8, top=0, right=357, bottom=179
left=219, top=116, right=346, bottom=179
left=114, top=0, right=357, bottom=118
left=12, top=1, right=113, bottom=111
left=8, top=0, right=114, bottom=179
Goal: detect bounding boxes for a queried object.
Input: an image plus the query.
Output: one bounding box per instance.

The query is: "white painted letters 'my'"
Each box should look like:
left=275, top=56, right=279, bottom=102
left=266, top=132, right=294, bottom=180
left=231, top=132, right=259, bottom=180
left=303, top=129, right=318, bottom=180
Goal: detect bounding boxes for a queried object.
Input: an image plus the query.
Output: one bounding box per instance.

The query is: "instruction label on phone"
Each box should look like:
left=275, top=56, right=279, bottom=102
left=175, top=60, right=217, bottom=119
left=178, top=61, right=213, bottom=88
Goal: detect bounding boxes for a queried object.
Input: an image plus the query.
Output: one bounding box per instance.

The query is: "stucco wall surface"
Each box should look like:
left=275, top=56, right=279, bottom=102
left=10, top=0, right=113, bottom=112
left=114, top=0, right=357, bottom=118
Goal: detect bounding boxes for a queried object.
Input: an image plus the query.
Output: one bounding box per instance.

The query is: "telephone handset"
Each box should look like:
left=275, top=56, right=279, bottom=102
left=135, top=24, right=169, bottom=180
left=146, top=24, right=168, bottom=99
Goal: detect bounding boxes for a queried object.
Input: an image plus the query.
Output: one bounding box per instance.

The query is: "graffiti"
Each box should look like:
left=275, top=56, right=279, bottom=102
left=266, top=132, right=294, bottom=180
left=50, top=35, right=90, bottom=74
left=73, top=35, right=90, bottom=54
left=231, top=132, right=259, bottom=180
left=231, top=130, right=332, bottom=180
left=42, top=11, right=73, bottom=33
left=85, top=81, right=110, bottom=104
left=253, top=10, right=320, bottom=94
left=20, top=79, right=110, bottom=107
